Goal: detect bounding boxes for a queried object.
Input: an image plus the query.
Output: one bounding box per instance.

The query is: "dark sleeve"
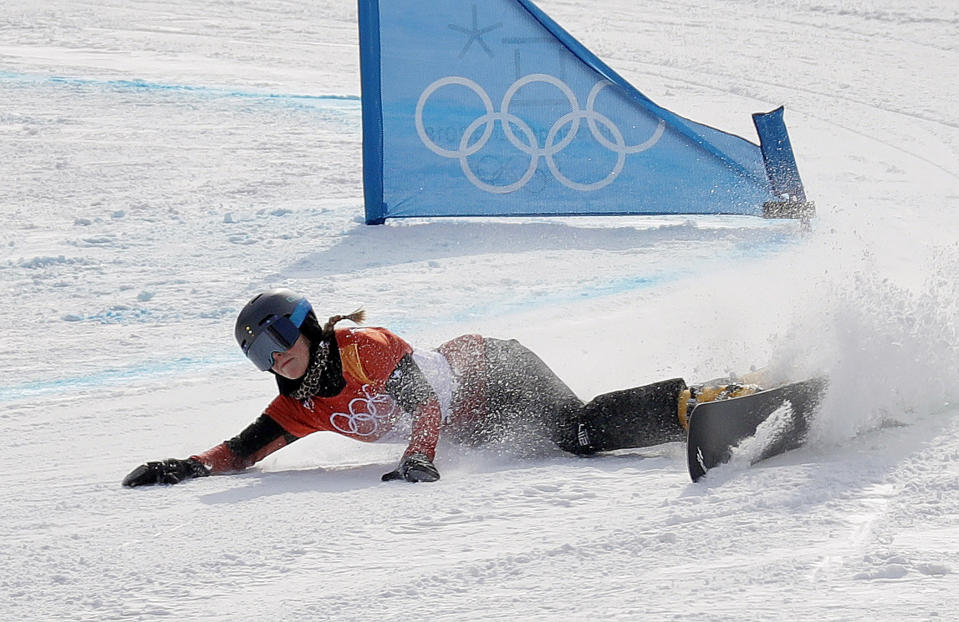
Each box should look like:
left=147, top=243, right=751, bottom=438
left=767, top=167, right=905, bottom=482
left=225, top=414, right=298, bottom=459
left=192, top=414, right=298, bottom=473
left=385, top=353, right=443, bottom=461
left=385, top=353, right=437, bottom=412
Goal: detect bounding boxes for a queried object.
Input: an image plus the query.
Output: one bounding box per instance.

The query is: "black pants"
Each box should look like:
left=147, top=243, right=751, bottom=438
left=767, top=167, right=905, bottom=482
left=459, top=338, right=687, bottom=455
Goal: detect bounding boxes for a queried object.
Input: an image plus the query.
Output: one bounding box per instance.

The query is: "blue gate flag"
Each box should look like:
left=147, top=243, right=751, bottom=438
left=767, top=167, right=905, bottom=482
left=358, top=0, right=808, bottom=224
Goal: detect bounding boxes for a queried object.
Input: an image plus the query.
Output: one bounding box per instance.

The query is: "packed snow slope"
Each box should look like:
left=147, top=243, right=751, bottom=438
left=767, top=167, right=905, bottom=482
left=2, top=0, right=958, bottom=620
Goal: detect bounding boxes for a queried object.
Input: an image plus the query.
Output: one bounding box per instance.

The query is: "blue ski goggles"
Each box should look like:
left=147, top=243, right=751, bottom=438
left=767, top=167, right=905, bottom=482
left=241, top=301, right=311, bottom=371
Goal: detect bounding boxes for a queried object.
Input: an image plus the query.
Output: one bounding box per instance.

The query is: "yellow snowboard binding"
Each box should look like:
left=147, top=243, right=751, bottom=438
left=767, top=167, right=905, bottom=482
left=677, top=371, right=766, bottom=431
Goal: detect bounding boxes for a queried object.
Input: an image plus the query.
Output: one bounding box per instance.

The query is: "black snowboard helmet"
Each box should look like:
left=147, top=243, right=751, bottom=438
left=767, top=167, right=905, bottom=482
left=235, top=288, right=316, bottom=371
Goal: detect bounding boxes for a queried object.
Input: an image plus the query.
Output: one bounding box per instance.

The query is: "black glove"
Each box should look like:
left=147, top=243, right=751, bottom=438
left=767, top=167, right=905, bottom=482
left=122, top=458, right=211, bottom=487
left=382, top=453, right=440, bottom=483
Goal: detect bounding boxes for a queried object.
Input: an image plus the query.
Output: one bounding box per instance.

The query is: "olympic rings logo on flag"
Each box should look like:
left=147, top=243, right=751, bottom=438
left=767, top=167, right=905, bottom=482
left=414, top=74, right=665, bottom=193
left=329, top=385, right=399, bottom=437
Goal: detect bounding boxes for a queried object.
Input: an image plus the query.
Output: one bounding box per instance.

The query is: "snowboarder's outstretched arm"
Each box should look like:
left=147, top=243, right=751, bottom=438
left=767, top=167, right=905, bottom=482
left=121, top=414, right=297, bottom=487
left=381, top=353, right=442, bottom=482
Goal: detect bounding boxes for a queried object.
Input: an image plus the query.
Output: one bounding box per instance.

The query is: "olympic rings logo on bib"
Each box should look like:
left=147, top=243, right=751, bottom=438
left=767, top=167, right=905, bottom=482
left=414, top=74, right=665, bottom=193
left=330, top=385, right=398, bottom=437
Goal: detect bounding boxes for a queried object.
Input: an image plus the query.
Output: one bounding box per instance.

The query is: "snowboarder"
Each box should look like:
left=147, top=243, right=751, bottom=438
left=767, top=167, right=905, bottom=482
left=123, top=288, right=756, bottom=487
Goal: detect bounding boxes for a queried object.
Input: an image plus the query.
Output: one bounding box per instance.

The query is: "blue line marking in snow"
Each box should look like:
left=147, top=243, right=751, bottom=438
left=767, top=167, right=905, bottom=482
left=450, top=275, right=661, bottom=326
left=0, top=353, right=238, bottom=403
left=383, top=229, right=798, bottom=335
left=0, top=70, right=361, bottom=106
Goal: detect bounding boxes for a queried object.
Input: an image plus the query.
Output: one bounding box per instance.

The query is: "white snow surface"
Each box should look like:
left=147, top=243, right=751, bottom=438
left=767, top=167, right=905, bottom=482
left=2, top=0, right=958, bottom=619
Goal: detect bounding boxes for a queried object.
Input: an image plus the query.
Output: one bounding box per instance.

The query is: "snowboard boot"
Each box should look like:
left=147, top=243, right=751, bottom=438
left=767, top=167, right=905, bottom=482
left=574, top=378, right=688, bottom=453
left=677, top=382, right=763, bottom=431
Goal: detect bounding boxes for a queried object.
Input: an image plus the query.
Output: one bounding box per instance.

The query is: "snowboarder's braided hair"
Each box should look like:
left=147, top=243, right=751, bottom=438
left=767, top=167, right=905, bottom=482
left=322, top=309, right=366, bottom=337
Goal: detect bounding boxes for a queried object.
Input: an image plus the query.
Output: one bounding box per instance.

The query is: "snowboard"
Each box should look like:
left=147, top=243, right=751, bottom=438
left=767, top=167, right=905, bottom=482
left=686, top=377, right=828, bottom=482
